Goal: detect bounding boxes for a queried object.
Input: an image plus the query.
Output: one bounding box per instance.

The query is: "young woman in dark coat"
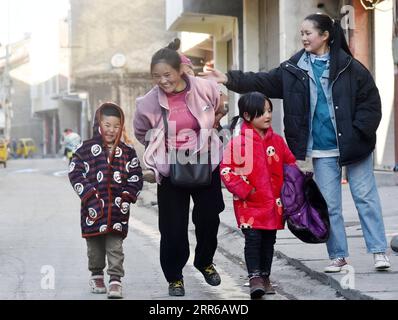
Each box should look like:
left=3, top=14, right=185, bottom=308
left=202, top=13, right=390, bottom=272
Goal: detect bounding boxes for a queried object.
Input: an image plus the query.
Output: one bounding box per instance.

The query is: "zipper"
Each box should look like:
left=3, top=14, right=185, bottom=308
left=284, top=62, right=309, bottom=80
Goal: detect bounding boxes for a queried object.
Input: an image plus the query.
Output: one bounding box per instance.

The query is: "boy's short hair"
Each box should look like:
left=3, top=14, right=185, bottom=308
left=238, top=92, right=273, bottom=121
left=100, top=103, right=121, bottom=119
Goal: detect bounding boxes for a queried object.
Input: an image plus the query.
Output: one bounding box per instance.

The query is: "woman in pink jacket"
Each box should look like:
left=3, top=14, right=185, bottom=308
left=133, top=42, right=225, bottom=297
left=220, top=92, right=296, bottom=299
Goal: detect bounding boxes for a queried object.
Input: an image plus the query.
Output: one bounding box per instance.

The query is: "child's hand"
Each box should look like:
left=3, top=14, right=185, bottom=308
left=84, top=193, right=104, bottom=219
left=143, top=169, right=156, bottom=183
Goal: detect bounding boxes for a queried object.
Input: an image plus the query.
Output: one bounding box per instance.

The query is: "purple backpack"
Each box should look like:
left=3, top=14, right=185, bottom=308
left=281, top=164, right=330, bottom=243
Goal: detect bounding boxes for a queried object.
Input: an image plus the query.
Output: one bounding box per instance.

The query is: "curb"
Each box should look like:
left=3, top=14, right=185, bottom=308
left=274, top=250, right=376, bottom=300
left=138, top=183, right=378, bottom=300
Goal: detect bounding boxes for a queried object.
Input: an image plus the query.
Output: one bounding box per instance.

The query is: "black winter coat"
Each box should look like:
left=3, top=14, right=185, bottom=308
left=226, top=49, right=382, bottom=166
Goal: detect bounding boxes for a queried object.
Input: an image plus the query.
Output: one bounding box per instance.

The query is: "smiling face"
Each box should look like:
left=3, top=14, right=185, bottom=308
left=301, top=19, right=330, bottom=55
left=100, top=115, right=121, bottom=146
left=245, top=100, right=272, bottom=136
left=151, top=62, right=186, bottom=94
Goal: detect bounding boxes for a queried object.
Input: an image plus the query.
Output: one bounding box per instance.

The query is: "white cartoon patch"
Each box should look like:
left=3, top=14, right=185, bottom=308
left=276, top=198, right=283, bottom=215
left=91, top=144, right=102, bottom=157
left=125, top=161, right=131, bottom=173
left=115, top=147, right=122, bottom=158
left=100, top=199, right=105, bottom=208
left=127, top=175, right=139, bottom=183
left=241, top=176, right=250, bottom=184
left=86, top=217, right=94, bottom=226
left=97, top=171, right=103, bottom=183
left=130, top=158, right=139, bottom=168
left=122, top=221, right=128, bottom=225
left=115, top=197, right=122, bottom=208
left=221, top=167, right=232, bottom=176
left=113, top=171, right=122, bottom=184
left=74, top=183, right=84, bottom=195
left=267, top=146, right=276, bottom=157
left=136, top=191, right=141, bottom=197
left=266, top=146, right=280, bottom=164
left=121, top=202, right=130, bottom=214
left=75, top=142, right=83, bottom=152
left=69, top=162, right=75, bottom=173
left=99, top=225, right=107, bottom=233
left=113, top=223, right=122, bottom=232
left=88, top=208, right=98, bottom=219
left=221, top=167, right=234, bottom=182
left=84, top=162, right=90, bottom=174
left=240, top=216, right=254, bottom=229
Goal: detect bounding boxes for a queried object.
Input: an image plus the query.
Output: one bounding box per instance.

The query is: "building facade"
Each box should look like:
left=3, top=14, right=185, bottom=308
left=69, top=0, right=177, bottom=150
left=166, top=0, right=396, bottom=170
left=0, top=37, right=42, bottom=150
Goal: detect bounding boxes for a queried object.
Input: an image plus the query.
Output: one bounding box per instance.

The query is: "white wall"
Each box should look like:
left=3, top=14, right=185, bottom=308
left=243, top=0, right=259, bottom=72
left=374, top=0, right=395, bottom=169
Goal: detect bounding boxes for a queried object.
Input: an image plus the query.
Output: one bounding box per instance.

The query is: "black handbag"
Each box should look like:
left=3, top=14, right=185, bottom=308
left=161, top=107, right=212, bottom=188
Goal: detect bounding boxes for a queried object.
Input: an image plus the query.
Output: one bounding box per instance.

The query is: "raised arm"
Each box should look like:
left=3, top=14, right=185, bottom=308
left=200, top=67, right=284, bottom=99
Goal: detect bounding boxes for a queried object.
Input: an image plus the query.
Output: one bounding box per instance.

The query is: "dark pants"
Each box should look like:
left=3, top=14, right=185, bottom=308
left=242, top=228, right=277, bottom=278
left=157, top=167, right=225, bottom=283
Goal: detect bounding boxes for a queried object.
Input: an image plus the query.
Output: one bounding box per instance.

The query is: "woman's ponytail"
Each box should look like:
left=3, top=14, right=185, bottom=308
left=330, top=19, right=352, bottom=57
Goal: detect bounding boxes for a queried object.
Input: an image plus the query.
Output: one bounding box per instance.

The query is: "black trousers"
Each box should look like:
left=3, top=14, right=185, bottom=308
left=157, top=167, right=225, bottom=283
left=242, top=228, right=277, bottom=278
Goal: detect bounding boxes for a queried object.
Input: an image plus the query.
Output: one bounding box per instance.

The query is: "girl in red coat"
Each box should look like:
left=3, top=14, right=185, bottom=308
left=220, top=92, right=296, bottom=299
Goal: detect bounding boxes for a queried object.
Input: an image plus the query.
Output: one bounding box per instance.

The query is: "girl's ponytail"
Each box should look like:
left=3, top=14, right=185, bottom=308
left=229, top=116, right=240, bottom=133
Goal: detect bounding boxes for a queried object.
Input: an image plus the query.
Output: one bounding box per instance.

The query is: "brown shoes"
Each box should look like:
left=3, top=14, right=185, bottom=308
left=249, top=276, right=276, bottom=299
left=263, top=276, right=276, bottom=295
left=249, top=277, right=266, bottom=299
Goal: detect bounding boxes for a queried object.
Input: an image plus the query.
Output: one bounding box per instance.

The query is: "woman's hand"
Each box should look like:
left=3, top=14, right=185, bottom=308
left=199, top=67, right=228, bottom=84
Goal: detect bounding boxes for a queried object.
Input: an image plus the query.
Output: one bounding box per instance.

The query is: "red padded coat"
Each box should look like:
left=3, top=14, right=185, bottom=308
left=220, top=122, right=296, bottom=230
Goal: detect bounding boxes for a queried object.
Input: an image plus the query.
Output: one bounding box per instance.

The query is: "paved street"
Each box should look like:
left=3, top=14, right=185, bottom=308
left=0, top=158, right=248, bottom=300
left=0, top=158, right=346, bottom=300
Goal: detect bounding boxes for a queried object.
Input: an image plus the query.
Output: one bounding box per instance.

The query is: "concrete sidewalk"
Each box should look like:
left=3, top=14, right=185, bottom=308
left=140, top=171, right=398, bottom=300
left=226, top=174, right=398, bottom=300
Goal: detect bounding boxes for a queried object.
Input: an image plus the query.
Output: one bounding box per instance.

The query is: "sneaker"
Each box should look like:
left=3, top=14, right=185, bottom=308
left=107, top=281, right=123, bottom=299
left=89, top=275, right=107, bottom=294
left=374, top=253, right=391, bottom=270
left=263, top=277, right=276, bottom=295
left=168, top=279, right=185, bottom=297
left=324, top=257, right=347, bottom=273
left=249, top=277, right=265, bottom=299
left=197, top=264, right=221, bottom=286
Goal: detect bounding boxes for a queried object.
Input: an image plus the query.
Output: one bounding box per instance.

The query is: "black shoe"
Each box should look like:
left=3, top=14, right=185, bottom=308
left=168, top=280, right=185, bottom=296
left=198, top=264, right=221, bottom=286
